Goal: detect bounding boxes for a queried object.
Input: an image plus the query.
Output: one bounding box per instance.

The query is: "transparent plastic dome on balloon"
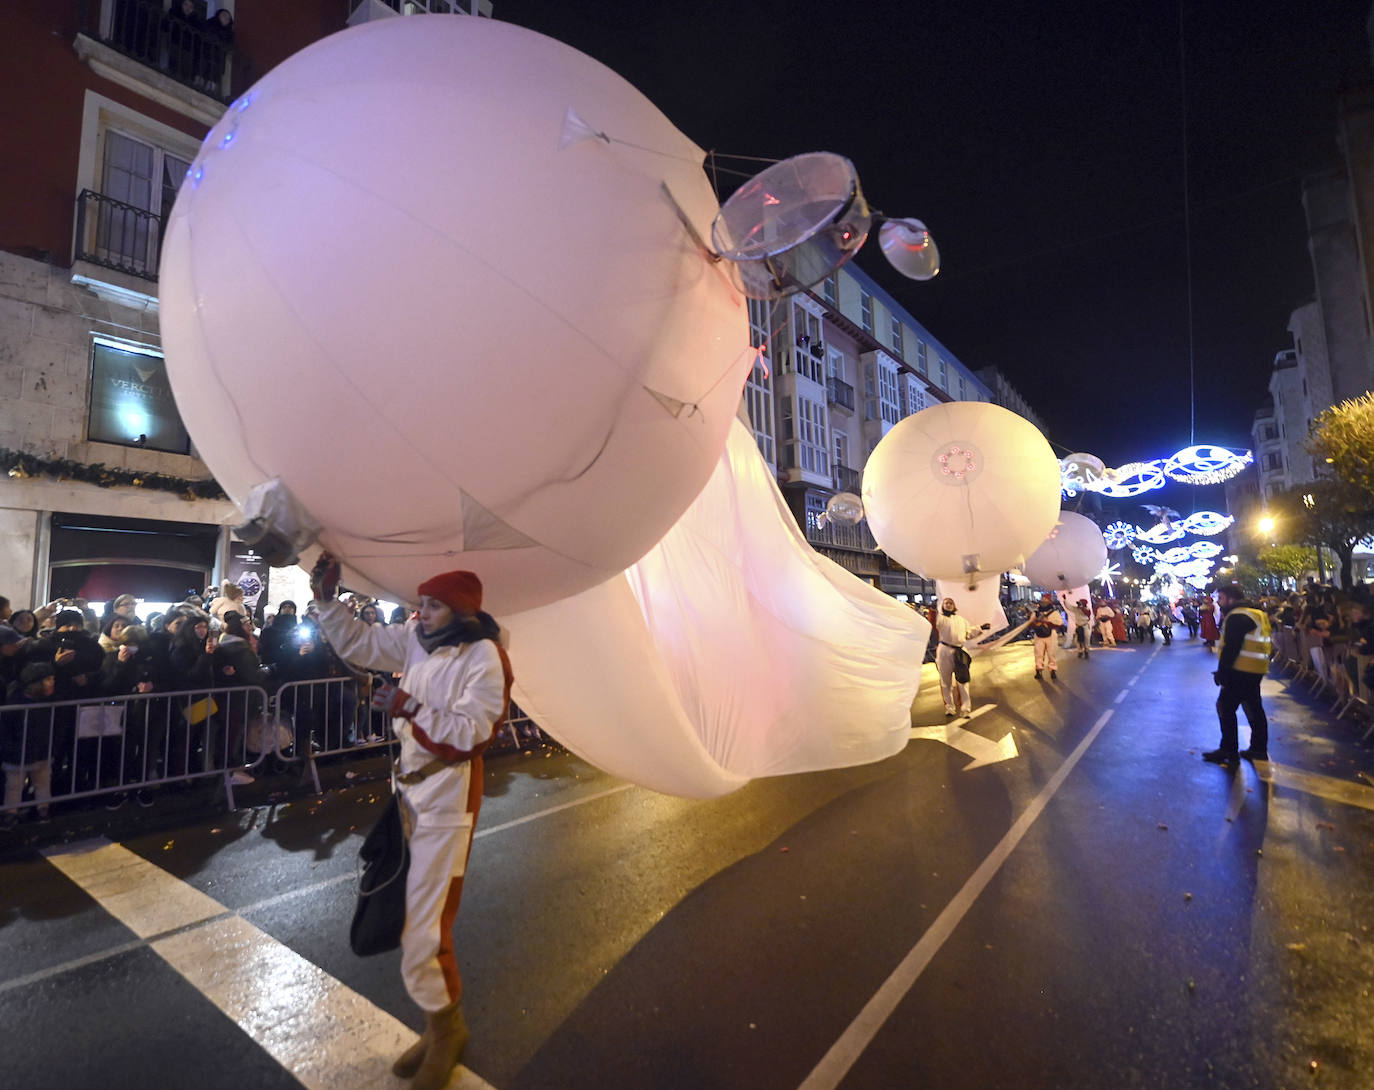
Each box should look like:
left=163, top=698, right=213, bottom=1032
left=711, top=152, right=871, bottom=299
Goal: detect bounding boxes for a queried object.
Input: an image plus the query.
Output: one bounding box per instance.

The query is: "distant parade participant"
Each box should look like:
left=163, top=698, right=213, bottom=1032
left=1181, top=599, right=1200, bottom=639
left=935, top=597, right=991, bottom=716
left=1029, top=594, right=1063, bottom=680
left=311, top=554, right=512, bottom=1090
left=1070, top=598, right=1093, bottom=658
left=1202, top=583, right=1272, bottom=764
left=1199, top=593, right=1220, bottom=650
left=1156, top=602, right=1174, bottom=645
left=1095, top=600, right=1117, bottom=647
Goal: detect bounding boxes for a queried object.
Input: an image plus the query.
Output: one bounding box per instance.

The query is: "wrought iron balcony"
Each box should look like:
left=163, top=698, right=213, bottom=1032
left=827, top=376, right=855, bottom=411
left=74, top=190, right=166, bottom=282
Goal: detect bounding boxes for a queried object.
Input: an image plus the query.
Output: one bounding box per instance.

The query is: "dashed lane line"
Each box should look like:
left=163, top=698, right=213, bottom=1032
left=42, top=838, right=495, bottom=1090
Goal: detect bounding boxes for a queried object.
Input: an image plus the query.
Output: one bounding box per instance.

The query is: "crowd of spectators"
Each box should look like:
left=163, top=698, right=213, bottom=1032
left=0, top=586, right=403, bottom=826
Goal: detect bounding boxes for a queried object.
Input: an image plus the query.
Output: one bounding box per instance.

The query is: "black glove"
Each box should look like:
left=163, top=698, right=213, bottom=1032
left=310, top=552, right=340, bottom=602
left=1212, top=670, right=1222, bottom=687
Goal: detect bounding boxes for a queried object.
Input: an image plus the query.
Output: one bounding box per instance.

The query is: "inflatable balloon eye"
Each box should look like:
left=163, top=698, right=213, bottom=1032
left=1023, top=512, right=1108, bottom=592
left=1103, top=521, right=1136, bottom=550
left=158, top=16, right=754, bottom=615
left=1178, top=511, right=1234, bottom=536
left=878, top=218, right=940, bottom=281
left=1061, top=452, right=1106, bottom=487
left=824, top=491, right=866, bottom=526
left=712, top=152, right=872, bottom=300
left=1162, top=445, right=1253, bottom=485
left=862, top=401, right=1061, bottom=586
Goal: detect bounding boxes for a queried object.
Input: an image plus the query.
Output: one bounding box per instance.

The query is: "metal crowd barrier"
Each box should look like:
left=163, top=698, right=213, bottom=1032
left=2, top=680, right=550, bottom=820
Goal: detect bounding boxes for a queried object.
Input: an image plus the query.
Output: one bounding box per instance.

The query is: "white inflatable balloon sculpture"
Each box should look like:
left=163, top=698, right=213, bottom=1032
left=1023, top=512, right=1109, bottom=593
left=862, top=402, right=1063, bottom=591
left=159, top=16, right=754, bottom=616
left=158, top=16, right=940, bottom=799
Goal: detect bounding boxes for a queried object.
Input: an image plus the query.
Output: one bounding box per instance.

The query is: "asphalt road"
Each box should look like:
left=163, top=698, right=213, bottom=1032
left=3, top=632, right=1373, bottom=1090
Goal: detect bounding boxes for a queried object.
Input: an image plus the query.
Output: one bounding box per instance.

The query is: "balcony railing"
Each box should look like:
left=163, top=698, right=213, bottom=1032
left=80, top=0, right=235, bottom=102
left=807, top=518, right=879, bottom=552
left=827, top=376, right=856, bottom=411
left=74, top=189, right=166, bottom=281
left=833, top=462, right=862, bottom=493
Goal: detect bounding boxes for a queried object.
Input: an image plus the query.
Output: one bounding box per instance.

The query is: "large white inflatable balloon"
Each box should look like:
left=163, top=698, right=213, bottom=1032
left=862, top=402, right=1061, bottom=584
left=1023, top=511, right=1109, bottom=593
left=159, top=16, right=752, bottom=615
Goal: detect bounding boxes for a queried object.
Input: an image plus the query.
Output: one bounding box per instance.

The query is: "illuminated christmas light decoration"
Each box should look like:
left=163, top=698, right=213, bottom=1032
left=1177, top=511, right=1234, bottom=536
left=1188, top=540, right=1224, bottom=559
left=1134, top=522, right=1186, bottom=545
left=1158, top=546, right=1192, bottom=565
left=1094, top=561, right=1122, bottom=594
left=1141, top=504, right=1180, bottom=526
left=1103, top=521, right=1136, bottom=549
left=1132, top=544, right=1158, bottom=565
left=1093, top=461, right=1167, bottom=498
left=1160, top=445, right=1253, bottom=485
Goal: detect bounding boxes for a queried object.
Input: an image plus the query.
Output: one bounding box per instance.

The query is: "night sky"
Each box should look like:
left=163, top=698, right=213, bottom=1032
left=499, top=0, right=1372, bottom=466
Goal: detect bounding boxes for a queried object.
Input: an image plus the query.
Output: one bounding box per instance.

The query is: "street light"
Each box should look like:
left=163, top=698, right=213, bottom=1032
left=1257, top=514, right=1275, bottom=535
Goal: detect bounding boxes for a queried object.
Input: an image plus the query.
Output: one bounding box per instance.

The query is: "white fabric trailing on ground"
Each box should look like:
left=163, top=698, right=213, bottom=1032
left=503, top=420, right=930, bottom=798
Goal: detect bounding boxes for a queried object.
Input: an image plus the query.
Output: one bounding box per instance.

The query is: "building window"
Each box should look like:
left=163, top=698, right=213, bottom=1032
left=792, top=304, right=825, bottom=384
left=835, top=432, right=848, bottom=469
left=878, top=361, right=900, bottom=425
left=859, top=290, right=874, bottom=333
left=87, top=339, right=191, bottom=454
left=822, top=274, right=838, bottom=305
left=890, top=316, right=903, bottom=357
left=1263, top=452, right=1282, bottom=471
left=916, top=340, right=928, bottom=375
left=957, top=375, right=966, bottom=400
left=937, top=356, right=948, bottom=390
left=797, top=395, right=829, bottom=476
left=746, top=298, right=775, bottom=466
left=805, top=491, right=825, bottom=535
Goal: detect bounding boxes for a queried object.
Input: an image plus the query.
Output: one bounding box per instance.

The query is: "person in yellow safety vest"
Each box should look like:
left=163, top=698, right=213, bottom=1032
left=1202, top=583, right=1272, bottom=764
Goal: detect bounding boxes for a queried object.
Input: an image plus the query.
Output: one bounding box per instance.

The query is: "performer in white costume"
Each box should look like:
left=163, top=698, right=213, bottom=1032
left=311, top=555, right=512, bottom=1090
left=935, top=597, right=990, bottom=716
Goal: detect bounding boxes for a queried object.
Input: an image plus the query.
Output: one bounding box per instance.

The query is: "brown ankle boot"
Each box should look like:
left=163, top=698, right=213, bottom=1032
left=391, top=1027, right=430, bottom=1078
left=412, top=1001, right=468, bottom=1090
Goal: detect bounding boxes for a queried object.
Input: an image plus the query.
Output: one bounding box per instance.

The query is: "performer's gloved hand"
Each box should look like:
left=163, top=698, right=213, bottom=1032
left=310, top=552, right=340, bottom=602
left=1212, top=670, right=1222, bottom=686
left=372, top=681, right=421, bottom=720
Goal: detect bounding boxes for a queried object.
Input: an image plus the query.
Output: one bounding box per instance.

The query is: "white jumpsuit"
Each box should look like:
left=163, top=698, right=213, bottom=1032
left=935, top=612, right=980, bottom=715
left=314, top=600, right=507, bottom=1012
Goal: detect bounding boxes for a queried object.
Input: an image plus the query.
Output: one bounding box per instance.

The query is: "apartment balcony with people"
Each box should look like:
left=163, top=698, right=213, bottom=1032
left=76, top=0, right=240, bottom=124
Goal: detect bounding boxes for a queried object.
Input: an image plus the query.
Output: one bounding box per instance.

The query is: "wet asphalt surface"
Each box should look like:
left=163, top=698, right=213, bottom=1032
left=3, top=633, right=1373, bottom=1090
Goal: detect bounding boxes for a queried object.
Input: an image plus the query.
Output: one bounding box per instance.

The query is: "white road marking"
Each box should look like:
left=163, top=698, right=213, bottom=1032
left=910, top=714, right=1018, bottom=769
left=43, top=839, right=496, bottom=1090
left=8, top=779, right=643, bottom=995
left=800, top=707, right=1119, bottom=1090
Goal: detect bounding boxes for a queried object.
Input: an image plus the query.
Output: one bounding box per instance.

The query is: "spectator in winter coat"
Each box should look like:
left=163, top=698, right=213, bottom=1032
left=1, top=662, right=57, bottom=824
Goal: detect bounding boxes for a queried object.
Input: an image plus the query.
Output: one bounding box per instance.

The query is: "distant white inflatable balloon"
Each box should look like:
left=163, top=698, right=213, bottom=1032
left=824, top=491, right=865, bottom=526
left=862, top=402, right=1061, bottom=583
left=158, top=16, right=751, bottom=614
left=1023, top=512, right=1109, bottom=592
left=878, top=218, right=940, bottom=280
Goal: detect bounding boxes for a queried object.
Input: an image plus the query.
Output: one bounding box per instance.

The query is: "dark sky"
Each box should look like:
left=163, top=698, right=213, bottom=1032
left=499, top=0, right=1373, bottom=465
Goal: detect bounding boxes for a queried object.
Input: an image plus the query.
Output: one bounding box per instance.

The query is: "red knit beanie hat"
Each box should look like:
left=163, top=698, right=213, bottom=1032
left=416, top=570, right=483, bottom=614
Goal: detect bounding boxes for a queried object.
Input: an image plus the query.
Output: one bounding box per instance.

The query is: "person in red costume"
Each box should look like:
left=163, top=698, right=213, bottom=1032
left=310, top=553, right=512, bottom=1090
